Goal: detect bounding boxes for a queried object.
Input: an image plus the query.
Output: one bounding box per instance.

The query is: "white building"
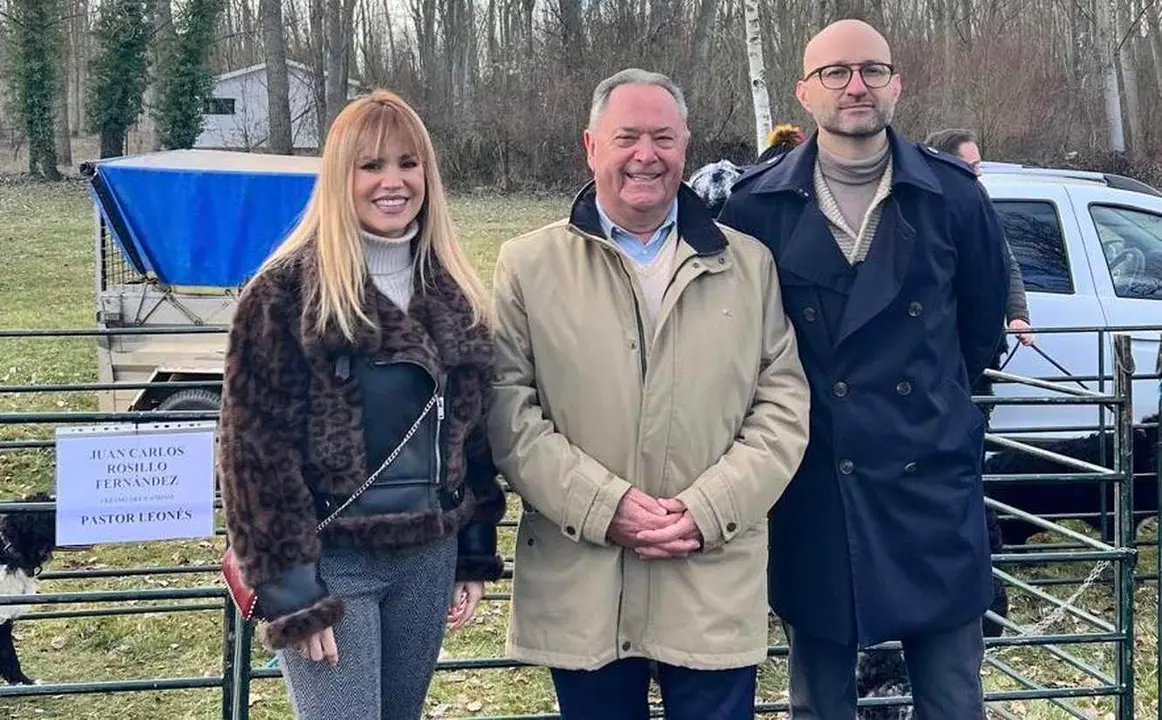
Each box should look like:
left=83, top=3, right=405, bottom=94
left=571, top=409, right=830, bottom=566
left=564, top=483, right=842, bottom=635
left=194, top=61, right=363, bottom=151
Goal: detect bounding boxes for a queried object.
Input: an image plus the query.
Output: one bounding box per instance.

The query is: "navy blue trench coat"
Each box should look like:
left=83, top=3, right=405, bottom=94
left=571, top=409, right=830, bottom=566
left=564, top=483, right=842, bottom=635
left=719, top=128, right=1010, bottom=648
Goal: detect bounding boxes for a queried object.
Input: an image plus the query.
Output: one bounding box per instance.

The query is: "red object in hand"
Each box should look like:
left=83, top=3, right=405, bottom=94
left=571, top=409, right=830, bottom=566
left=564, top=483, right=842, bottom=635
left=221, top=547, right=259, bottom=621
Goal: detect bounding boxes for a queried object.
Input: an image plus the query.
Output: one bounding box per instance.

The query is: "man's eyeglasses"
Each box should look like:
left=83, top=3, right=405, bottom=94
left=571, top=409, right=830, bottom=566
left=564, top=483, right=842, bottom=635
left=803, top=63, right=895, bottom=90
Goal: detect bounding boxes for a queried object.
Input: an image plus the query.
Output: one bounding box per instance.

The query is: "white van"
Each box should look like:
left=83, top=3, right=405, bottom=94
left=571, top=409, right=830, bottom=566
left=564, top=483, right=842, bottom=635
left=979, top=163, right=1161, bottom=437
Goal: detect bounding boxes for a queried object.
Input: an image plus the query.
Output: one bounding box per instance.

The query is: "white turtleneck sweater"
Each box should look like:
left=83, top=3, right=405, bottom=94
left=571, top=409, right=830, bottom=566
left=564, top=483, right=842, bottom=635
left=362, top=222, right=417, bottom=312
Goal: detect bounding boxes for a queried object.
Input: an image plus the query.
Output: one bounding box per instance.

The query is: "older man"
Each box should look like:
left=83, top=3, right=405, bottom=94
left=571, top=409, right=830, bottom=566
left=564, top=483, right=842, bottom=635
left=488, top=68, right=811, bottom=719
left=720, top=21, right=1010, bottom=719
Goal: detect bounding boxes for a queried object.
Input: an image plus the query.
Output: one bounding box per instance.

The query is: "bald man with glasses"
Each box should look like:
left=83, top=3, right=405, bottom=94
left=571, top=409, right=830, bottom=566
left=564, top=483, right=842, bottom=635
left=719, top=20, right=1010, bottom=719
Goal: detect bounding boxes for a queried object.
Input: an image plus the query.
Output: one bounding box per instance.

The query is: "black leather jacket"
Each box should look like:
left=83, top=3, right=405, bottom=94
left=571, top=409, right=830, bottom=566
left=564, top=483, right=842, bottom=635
left=256, top=357, right=498, bottom=621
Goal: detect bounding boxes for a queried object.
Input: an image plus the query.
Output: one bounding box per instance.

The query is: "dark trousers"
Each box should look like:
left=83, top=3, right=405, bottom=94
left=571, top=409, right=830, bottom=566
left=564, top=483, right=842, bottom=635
left=550, top=658, right=757, bottom=720
left=787, top=619, right=985, bottom=720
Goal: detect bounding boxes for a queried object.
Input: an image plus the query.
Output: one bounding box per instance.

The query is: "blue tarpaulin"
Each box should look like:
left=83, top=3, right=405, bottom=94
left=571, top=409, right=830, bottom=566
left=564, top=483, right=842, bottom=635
left=90, top=149, right=321, bottom=288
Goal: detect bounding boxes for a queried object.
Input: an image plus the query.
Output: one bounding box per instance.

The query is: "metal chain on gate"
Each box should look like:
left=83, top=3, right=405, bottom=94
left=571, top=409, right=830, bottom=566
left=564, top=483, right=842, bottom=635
left=986, top=560, right=1111, bottom=658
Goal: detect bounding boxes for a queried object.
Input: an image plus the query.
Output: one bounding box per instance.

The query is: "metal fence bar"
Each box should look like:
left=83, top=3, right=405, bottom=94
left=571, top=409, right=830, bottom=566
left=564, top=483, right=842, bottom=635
left=985, top=434, right=1117, bottom=474
left=0, top=326, right=227, bottom=337
left=0, top=410, right=218, bottom=423
left=1111, top=335, right=1136, bottom=720
left=39, top=564, right=220, bottom=579
left=984, top=610, right=1116, bottom=685
left=1155, top=339, right=1161, bottom=719
left=221, top=601, right=236, bottom=720
left=0, top=587, right=224, bottom=605
left=983, top=656, right=1094, bottom=720
left=984, top=498, right=1123, bottom=551
left=984, top=471, right=1120, bottom=483
left=991, top=567, right=1115, bottom=632
left=0, top=380, right=223, bottom=394
left=22, top=602, right=223, bottom=620
left=974, top=395, right=1124, bottom=406
left=0, top=325, right=1149, bottom=719
left=981, top=368, right=1111, bottom=398
left=0, top=677, right=226, bottom=697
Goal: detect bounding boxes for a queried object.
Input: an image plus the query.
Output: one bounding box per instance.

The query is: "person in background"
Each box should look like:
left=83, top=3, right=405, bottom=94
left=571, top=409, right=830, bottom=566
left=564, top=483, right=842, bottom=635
left=925, top=127, right=1034, bottom=348
left=687, top=124, right=808, bottom=217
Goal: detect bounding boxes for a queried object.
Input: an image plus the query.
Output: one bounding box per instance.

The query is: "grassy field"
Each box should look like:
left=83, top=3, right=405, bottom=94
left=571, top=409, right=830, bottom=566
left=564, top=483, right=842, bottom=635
left=0, top=177, right=1158, bottom=719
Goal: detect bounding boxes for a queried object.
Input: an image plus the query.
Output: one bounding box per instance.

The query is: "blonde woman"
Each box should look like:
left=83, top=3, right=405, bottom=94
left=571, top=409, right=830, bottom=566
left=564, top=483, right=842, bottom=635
left=217, top=90, right=505, bottom=719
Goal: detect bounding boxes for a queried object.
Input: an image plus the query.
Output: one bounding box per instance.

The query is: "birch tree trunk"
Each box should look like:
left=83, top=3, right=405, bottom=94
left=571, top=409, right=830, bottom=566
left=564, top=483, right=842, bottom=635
left=743, top=0, right=771, bottom=154
left=1096, top=0, right=1126, bottom=151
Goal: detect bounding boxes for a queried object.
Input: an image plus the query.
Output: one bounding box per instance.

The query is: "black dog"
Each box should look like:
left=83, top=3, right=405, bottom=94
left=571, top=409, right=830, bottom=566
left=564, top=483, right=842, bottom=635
left=856, top=647, right=914, bottom=720
left=984, top=415, right=1159, bottom=547
left=0, top=492, right=55, bottom=685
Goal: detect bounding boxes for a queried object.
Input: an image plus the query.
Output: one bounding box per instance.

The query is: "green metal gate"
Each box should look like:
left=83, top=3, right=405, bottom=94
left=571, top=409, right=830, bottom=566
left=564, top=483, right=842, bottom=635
left=0, top=327, right=1156, bottom=719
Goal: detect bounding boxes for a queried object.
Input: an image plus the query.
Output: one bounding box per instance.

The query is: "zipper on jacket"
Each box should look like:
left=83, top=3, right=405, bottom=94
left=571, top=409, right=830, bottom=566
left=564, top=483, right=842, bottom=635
left=434, top=393, right=445, bottom=491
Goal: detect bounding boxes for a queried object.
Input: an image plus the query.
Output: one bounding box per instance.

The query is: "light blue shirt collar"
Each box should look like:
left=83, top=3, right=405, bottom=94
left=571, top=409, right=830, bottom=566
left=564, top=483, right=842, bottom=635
left=595, top=198, right=679, bottom=265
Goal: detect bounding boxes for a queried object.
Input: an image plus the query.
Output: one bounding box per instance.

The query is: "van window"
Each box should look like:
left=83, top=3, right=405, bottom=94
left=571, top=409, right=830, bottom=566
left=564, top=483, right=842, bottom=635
left=991, top=201, right=1073, bottom=294
left=1090, top=205, right=1162, bottom=300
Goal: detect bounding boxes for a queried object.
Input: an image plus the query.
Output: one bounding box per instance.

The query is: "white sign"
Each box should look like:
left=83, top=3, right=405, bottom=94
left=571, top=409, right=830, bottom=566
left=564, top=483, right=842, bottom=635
left=54, top=422, right=216, bottom=546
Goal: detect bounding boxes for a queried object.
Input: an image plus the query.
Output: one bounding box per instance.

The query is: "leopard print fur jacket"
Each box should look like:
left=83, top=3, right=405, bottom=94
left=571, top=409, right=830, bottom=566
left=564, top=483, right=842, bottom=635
left=217, top=245, right=505, bottom=648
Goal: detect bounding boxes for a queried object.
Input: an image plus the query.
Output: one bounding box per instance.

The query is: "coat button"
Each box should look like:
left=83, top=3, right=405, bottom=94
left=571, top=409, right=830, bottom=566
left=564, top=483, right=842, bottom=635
left=804, top=307, right=817, bottom=322
left=833, top=381, right=848, bottom=397
left=527, top=537, right=535, bottom=546
left=908, top=301, right=923, bottom=317
left=692, top=261, right=702, bottom=269
left=622, top=641, right=631, bottom=651
left=904, top=462, right=917, bottom=473
left=839, top=459, right=854, bottom=475
left=726, top=522, right=737, bottom=532
left=629, top=340, right=637, bottom=350
left=718, top=256, right=726, bottom=265
left=565, top=525, right=576, bottom=536
left=896, top=381, right=912, bottom=396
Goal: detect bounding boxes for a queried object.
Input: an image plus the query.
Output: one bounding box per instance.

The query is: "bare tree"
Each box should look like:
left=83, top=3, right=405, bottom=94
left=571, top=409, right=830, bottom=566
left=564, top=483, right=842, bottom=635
left=309, top=0, right=326, bottom=141
left=743, top=0, right=772, bottom=153
left=1115, top=0, right=1143, bottom=157
left=260, top=0, right=293, bottom=153
left=1097, top=0, right=1128, bottom=151
left=55, top=27, right=72, bottom=166
left=146, top=0, right=175, bottom=150
left=323, top=0, right=356, bottom=129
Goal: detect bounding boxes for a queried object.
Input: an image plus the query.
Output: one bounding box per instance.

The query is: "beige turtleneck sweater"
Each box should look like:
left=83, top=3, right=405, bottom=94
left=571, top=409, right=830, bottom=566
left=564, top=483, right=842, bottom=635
left=362, top=222, right=417, bottom=312
left=814, top=143, right=894, bottom=264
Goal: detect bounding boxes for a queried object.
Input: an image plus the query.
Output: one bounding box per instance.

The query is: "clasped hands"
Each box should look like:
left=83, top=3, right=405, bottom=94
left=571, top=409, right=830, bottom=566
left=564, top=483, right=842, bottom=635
left=607, top=487, right=703, bottom=559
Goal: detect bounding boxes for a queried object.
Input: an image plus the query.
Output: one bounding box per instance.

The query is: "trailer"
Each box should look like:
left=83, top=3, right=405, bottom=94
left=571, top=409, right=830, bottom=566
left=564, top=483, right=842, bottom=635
left=88, top=149, right=320, bottom=412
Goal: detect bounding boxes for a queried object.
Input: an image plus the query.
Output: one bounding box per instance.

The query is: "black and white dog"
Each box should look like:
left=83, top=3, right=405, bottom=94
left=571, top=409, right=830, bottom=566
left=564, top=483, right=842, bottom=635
left=0, top=492, right=55, bottom=685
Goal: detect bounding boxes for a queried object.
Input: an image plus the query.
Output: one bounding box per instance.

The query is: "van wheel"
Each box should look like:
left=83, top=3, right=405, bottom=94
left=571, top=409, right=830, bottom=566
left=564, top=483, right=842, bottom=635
left=157, top=388, right=221, bottom=412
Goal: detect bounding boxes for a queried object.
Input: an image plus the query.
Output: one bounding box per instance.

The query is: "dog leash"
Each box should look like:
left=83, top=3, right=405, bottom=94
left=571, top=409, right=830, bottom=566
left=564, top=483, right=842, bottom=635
left=997, top=340, right=1092, bottom=391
